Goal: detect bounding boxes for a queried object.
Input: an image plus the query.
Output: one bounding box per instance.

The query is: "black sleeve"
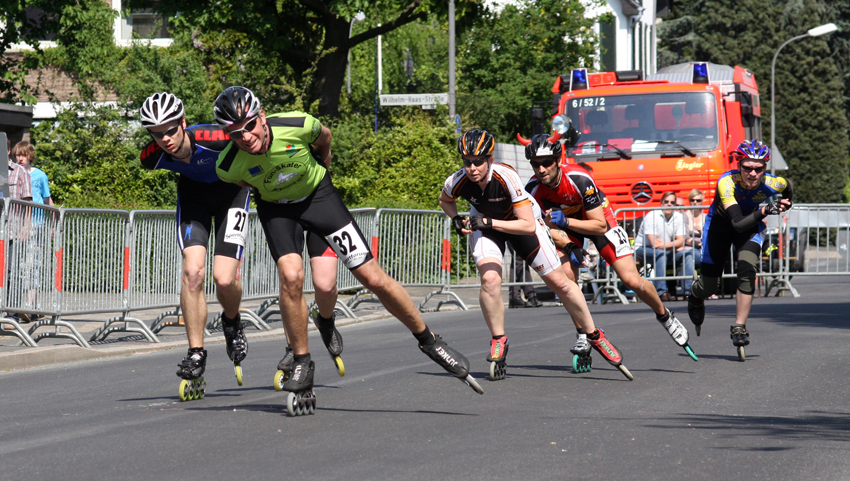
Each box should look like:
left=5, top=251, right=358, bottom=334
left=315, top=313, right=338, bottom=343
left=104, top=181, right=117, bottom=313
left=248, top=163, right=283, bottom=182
left=139, top=141, right=164, bottom=170
left=725, top=203, right=766, bottom=232
left=782, top=178, right=794, bottom=203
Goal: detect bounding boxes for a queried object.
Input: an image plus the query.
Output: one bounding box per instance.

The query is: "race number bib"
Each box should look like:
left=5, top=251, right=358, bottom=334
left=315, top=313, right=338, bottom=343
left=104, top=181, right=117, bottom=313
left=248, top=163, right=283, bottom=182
left=223, top=208, right=249, bottom=246
left=326, top=222, right=370, bottom=269
left=604, top=226, right=633, bottom=258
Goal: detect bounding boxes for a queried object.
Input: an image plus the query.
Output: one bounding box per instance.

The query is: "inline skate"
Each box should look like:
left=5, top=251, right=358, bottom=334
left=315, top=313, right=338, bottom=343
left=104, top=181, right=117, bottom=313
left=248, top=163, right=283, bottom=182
left=222, top=313, right=248, bottom=386
left=588, top=328, right=634, bottom=380
left=418, top=332, right=484, bottom=394
left=274, top=344, right=295, bottom=391
left=570, top=332, right=592, bottom=373
left=687, top=289, right=705, bottom=336
left=486, top=335, right=509, bottom=381
left=312, top=310, right=345, bottom=377
left=730, top=324, right=749, bottom=362
left=283, top=357, right=317, bottom=416
left=659, top=308, right=698, bottom=361
left=176, top=348, right=207, bottom=402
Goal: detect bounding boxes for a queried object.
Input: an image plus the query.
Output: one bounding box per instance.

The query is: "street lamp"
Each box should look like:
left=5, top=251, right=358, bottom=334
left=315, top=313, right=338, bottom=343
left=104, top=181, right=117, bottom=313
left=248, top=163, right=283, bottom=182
left=770, top=22, right=838, bottom=175
left=346, top=11, right=366, bottom=95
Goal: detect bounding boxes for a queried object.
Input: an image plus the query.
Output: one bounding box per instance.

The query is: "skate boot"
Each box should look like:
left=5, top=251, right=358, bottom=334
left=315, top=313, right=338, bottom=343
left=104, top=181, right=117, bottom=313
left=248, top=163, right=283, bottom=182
left=570, top=332, right=592, bottom=373
left=222, top=313, right=248, bottom=386
left=312, top=310, right=345, bottom=377
left=687, top=289, right=705, bottom=336
left=730, top=324, right=749, bottom=362
left=282, top=357, right=317, bottom=416
left=176, top=348, right=207, bottom=402
left=485, top=335, right=509, bottom=381
left=588, top=328, right=634, bottom=380
left=418, top=332, right=484, bottom=394
left=658, top=308, right=698, bottom=361
left=274, top=344, right=294, bottom=391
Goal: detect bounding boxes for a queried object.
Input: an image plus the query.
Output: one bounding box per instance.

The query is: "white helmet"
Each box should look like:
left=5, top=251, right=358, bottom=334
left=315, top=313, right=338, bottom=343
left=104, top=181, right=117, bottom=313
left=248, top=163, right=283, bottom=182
left=140, top=92, right=185, bottom=128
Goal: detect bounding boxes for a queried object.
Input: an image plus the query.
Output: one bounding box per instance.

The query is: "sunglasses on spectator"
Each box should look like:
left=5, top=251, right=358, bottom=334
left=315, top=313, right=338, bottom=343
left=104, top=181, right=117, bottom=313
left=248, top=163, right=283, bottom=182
left=148, top=124, right=181, bottom=140
left=462, top=156, right=489, bottom=167
left=690, top=197, right=704, bottom=203
left=226, top=117, right=259, bottom=140
left=739, top=164, right=766, bottom=174
left=529, top=157, right=558, bottom=169
left=661, top=199, right=677, bottom=205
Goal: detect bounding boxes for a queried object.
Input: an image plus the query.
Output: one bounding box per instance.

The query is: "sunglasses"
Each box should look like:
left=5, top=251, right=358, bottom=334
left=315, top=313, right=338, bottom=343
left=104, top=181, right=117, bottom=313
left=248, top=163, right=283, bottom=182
left=226, top=117, right=259, bottom=140
left=690, top=198, right=704, bottom=203
left=462, top=156, right=489, bottom=167
left=529, top=157, right=558, bottom=169
left=740, top=164, right=765, bottom=174
left=661, top=200, right=677, bottom=205
left=148, top=124, right=181, bottom=140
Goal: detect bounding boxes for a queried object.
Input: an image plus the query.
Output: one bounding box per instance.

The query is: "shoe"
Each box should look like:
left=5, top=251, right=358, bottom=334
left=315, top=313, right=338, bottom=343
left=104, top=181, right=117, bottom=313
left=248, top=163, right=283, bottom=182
left=659, top=292, right=673, bottom=302
left=527, top=297, right=543, bottom=308
left=509, top=298, right=529, bottom=309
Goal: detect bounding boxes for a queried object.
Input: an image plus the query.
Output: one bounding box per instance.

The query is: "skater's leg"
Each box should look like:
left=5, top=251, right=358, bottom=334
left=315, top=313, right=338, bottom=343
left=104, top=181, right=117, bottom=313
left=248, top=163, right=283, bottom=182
left=277, top=253, right=311, bottom=355
left=309, top=256, right=339, bottom=319
left=612, top=256, right=666, bottom=316
left=181, top=245, right=208, bottom=349
left=734, top=249, right=760, bottom=326
left=478, top=261, right=506, bottom=337
left=540, top=266, right=596, bottom=334
left=213, top=255, right=242, bottom=320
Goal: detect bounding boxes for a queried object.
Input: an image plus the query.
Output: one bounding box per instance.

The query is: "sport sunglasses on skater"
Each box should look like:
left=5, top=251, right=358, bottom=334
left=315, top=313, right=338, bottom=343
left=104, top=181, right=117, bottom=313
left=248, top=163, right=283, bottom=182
left=529, top=157, right=558, bottom=169
left=462, top=156, right=489, bottom=167
left=225, top=117, right=259, bottom=140
left=148, top=124, right=181, bottom=140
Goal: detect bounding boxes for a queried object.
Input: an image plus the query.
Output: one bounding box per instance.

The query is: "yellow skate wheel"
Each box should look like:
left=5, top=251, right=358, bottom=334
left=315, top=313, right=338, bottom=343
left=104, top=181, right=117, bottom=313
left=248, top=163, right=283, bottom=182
left=234, top=363, right=243, bottom=386
left=274, top=370, right=288, bottom=391
left=179, top=380, right=190, bottom=402
left=333, top=356, right=345, bottom=377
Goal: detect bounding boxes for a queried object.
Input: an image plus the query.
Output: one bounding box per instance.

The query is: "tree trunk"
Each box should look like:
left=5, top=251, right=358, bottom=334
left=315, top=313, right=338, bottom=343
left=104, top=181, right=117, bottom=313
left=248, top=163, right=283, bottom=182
left=313, top=16, right=351, bottom=118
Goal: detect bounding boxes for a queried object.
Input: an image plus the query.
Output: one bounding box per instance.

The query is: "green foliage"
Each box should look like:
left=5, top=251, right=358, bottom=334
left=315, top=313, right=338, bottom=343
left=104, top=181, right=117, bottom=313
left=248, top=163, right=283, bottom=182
left=657, top=0, right=849, bottom=203
left=30, top=103, right=176, bottom=209
left=330, top=112, right=461, bottom=209
left=456, top=0, right=604, bottom=140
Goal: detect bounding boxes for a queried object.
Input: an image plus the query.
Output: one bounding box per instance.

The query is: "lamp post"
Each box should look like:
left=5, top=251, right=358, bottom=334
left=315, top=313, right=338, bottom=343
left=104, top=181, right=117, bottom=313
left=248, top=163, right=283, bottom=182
left=770, top=22, right=838, bottom=176
left=346, top=11, right=366, bottom=95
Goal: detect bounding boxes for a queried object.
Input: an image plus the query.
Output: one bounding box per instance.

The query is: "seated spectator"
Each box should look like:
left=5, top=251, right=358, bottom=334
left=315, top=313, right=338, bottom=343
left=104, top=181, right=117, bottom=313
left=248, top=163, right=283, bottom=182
left=633, top=191, right=695, bottom=300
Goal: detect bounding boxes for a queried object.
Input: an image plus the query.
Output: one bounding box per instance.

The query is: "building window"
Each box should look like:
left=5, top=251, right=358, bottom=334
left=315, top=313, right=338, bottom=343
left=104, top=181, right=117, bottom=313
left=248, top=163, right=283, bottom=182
left=600, top=17, right=616, bottom=71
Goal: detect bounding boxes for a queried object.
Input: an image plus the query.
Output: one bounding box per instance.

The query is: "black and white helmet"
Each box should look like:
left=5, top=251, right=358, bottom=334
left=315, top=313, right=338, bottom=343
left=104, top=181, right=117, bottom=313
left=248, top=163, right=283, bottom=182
left=524, top=134, right=562, bottom=160
left=213, top=86, right=262, bottom=126
left=139, top=92, right=184, bottom=128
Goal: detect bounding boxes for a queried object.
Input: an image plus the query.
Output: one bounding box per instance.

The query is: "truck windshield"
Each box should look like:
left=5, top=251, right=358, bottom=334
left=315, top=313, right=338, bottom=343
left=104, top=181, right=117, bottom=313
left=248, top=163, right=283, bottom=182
left=565, top=92, right=718, bottom=155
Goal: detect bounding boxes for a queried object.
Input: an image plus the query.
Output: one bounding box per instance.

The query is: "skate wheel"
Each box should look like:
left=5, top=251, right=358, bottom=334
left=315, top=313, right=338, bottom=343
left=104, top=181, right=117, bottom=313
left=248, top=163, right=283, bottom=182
left=178, top=380, right=190, bottom=402
left=685, top=345, right=699, bottom=362
left=273, top=370, right=288, bottom=392
left=234, top=363, right=243, bottom=386
left=617, top=364, right=634, bottom=381
left=464, top=374, right=485, bottom=395
left=571, top=355, right=591, bottom=373
left=695, top=325, right=701, bottom=337
left=489, top=361, right=497, bottom=381
left=333, top=356, right=345, bottom=377
left=285, top=392, right=298, bottom=416
left=737, top=345, right=746, bottom=362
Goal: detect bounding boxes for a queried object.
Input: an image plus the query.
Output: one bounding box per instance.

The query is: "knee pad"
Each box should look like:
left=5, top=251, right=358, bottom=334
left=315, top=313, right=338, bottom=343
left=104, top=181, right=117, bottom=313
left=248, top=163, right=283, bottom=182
left=736, top=251, right=759, bottom=295
left=691, top=276, right=720, bottom=299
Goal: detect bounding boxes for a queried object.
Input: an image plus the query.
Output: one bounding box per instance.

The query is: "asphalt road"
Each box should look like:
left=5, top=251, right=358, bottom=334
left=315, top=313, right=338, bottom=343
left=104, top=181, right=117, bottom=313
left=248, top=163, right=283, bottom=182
left=1, top=276, right=849, bottom=481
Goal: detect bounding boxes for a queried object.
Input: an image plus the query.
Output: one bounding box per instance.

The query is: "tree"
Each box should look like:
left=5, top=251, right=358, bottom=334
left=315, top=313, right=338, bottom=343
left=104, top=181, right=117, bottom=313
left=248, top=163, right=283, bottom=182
left=131, top=0, right=481, bottom=118
left=0, top=0, right=75, bottom=103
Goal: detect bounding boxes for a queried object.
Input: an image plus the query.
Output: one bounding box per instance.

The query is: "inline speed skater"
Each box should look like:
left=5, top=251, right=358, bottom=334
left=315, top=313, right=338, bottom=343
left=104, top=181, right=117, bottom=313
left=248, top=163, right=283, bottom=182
left=213, top=86, right=483, bottom=409
left=686, top=140, right=792, bottom=362
left=522, top=133, right=697, bottom=362
left=139, top=92, right=251, bottom=399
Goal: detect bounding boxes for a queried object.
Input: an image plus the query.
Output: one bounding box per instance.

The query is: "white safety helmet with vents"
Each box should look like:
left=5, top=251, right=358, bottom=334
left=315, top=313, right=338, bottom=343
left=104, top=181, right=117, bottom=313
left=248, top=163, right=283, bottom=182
left=139, top=92, right=185, bottom=128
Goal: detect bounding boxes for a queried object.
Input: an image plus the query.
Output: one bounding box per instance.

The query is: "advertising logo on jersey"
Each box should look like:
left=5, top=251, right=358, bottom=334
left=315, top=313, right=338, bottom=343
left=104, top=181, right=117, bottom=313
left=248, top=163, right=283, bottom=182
left=283, top=144, right=300, bottom=157
left=263, top=163, right=305, bottom=193
left=248, top=166, right=263, bottom=176
left=584, top=185, right=596, bottom=197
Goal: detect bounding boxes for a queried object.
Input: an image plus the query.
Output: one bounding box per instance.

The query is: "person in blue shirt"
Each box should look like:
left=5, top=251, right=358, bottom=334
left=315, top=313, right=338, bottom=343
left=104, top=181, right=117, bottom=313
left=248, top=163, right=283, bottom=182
left=139, top=92, right=251, bottom=394
left=687, top=140, right=793, bottom=357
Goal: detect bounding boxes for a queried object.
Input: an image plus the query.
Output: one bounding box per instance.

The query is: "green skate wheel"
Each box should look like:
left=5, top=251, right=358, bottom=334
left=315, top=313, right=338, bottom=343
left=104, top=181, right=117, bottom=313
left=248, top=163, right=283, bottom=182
left=178, top=380, right=190, bottom=402
left=333, top=356, right=345, bottom=377
left=571, top=354, right=579, bottom=373
left=685, top=345, right=699, bottom=362
left=737, top=346, right=746, bottom=362
left=274, top=370, right=288, bottom=392
left=617, top=364, right=634, bottom=381
left=234, top=363, right=243, bottom=386
left=285, top=392, right=297, bottom=416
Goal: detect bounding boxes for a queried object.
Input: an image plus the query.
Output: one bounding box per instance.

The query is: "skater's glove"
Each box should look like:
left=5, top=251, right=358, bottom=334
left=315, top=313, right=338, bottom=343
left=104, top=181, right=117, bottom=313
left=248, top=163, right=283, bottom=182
left=468, top=215, right=493, bottom=231
left=452, top=215, right=467, bottom=235
left=549, top=210, right=569, bottom=229
left=564, top=242, right=589, bottom=267
left=764, top=198, right=783, bottom=216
